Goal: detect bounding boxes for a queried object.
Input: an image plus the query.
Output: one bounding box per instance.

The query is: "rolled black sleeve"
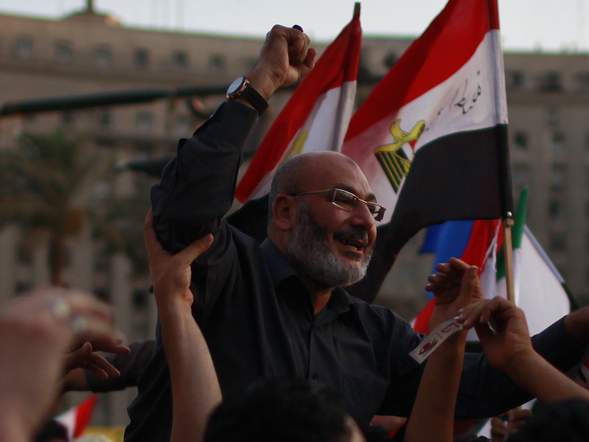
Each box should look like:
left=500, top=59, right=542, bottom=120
left=151, top=101, right=258, bottom=252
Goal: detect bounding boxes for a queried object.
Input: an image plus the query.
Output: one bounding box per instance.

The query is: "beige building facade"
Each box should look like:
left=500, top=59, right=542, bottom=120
left=0, top=5, right=588, bottom=426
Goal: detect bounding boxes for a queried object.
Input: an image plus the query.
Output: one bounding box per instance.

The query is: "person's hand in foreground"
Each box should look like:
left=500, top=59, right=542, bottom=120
left=64, top=335, right=129, bottom=381
left=0, top=288, right=120, bottom=442
left=246, top=25, right=316, bottom=100
left=426, top=257, right=483, bottom=329
left=459, top=296, right=589, bottom=403
left=144, top=210, right=220, bottom=442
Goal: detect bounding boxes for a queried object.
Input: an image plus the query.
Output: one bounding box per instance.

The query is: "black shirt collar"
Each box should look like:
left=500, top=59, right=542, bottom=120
left=260, top=239, right=353, bottom=315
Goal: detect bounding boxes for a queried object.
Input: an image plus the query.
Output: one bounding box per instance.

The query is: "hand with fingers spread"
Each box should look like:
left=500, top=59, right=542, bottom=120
left=459, top=296, right=532, bottom=372
left=427, top=258, right=483, bottom=330
left=247, top=25, right=316, bottom=100
left=0, top=288, right=120, bottom=442
left=64, top=336, right=130, bottom=380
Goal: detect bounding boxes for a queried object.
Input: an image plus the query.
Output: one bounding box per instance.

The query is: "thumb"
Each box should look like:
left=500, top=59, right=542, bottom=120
left=177, top=233, right=214, bottom=265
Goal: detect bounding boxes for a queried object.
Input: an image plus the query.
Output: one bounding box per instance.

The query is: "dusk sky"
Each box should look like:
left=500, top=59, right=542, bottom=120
left=0, top=0, right=586, bottom=51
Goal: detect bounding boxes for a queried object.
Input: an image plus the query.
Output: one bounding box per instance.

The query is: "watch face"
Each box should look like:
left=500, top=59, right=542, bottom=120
left=227, top=76, right=245, bottom=96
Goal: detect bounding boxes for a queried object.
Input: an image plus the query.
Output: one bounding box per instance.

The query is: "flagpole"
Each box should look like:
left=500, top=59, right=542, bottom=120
left=503, top=213, right=515, bottom=303
left=488, top=0, right=516, bottom=304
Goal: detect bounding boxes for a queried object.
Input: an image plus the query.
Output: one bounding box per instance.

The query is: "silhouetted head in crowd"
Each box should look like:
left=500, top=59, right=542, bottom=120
left=507, top=399, right=589, bottom=442
left=204, top=379, right=365, bottom=442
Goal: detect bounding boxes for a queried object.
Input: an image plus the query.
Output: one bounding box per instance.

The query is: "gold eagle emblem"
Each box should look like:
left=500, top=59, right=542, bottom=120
left=375, top=119, right=425, bottom=192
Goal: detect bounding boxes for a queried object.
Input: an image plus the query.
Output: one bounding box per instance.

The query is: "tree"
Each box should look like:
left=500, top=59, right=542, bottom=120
left=0, top=130, right=107, bottom=286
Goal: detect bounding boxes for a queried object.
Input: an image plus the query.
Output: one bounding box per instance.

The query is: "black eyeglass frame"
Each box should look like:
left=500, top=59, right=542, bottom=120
left=289, top=188, right=386, bottom=221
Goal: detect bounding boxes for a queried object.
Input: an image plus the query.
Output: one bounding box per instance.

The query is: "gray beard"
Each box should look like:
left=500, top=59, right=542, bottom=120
left=286, top=204, right=371, bottom=289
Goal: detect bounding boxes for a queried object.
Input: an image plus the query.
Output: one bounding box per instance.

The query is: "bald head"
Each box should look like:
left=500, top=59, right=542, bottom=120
left=269, top=152, right=364, bottom=212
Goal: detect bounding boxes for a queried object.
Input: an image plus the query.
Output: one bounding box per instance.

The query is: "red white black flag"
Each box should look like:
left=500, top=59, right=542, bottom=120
left=342, top=0, right=512, bottom=255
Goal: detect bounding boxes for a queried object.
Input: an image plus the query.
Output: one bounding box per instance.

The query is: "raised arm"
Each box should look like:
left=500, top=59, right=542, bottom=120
left=145, top=211, right=221, bottom=442
left=405, top=265, right=480, bottom=442
left=151, top=25, right=316, bottom=253
left=461, top=297, right=589, bottom=404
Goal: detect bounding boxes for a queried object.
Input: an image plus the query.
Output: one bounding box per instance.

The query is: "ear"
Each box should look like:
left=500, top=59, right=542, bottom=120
left=271, top=194, right=297, bottom=231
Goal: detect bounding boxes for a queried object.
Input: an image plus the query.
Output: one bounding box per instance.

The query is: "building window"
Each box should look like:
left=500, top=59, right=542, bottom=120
left=61, top=111, right=74, bottom=126
left=551, top=131, right=566, bottom=150
left=55, top=40, right=73, bottom=63
left=545, top=106, right=560, bottom=128
left=513, top=131, right=528, bottom=150
left=208, top=53, right=226, bottom=71
left=175, top=114, right=192, bottom=136
left=134, top=48, right=149, bottom=67
left=13, top=36, right=33, bottom=59
left=506, top=70, right=525, bottom=90
left=548, top=199, right=563, bottom=219
left=549, top=232, right=566, bottom=252
left=135, top=111, right=153, bottom=130
left=550, top=163, right=567, bottom=192
left=172, top=50, right=188, bottom=68
left=99, top=110, right=112, bottom=128
left=383, top=51, right=397, bottom=68
left=537, top=71, right=562, bottom=93
left=94, top=44, right=112, bottom=67
left=576, top=71, right=589, bottom=92
left=511, top=163, right=529, bottom=189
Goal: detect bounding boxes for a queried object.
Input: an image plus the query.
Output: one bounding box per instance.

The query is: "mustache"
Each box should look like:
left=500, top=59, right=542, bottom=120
left=333, top=227, right=369, bottom=245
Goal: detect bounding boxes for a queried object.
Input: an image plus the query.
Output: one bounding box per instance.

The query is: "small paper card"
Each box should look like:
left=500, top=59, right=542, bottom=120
left=409, top=318, right=463, bottom=364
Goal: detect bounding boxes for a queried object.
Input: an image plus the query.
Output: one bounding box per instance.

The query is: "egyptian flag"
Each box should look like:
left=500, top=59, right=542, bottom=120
left=342, top=0, right=512, bottom=260
left=234, top=4, right=361, bottom=203
left=55, top=394, right=97, bottom=441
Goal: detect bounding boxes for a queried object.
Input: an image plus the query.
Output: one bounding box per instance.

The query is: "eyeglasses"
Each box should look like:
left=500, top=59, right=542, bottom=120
left=290, top=188, right=386, bottom=221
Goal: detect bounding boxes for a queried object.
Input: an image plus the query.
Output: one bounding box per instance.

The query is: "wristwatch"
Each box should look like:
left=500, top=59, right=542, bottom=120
left=226, top=76, right=268, bottom=114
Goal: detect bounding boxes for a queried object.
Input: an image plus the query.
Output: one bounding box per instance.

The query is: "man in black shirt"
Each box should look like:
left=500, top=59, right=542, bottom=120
left=125, top=25, right=589, bottom=442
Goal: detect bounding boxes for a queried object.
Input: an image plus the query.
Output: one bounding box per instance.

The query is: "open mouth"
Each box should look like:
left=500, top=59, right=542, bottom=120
left=334, top=231, right=369, bottom=258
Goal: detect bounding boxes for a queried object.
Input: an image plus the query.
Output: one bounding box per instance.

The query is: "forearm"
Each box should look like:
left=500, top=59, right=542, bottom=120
left=158, top=302, right=221, bottom=442
left=151, top=101, right=257, bottom=252
left=405, top=335, right=466, bottom=442
left=506, top=350, right=589, bottom=403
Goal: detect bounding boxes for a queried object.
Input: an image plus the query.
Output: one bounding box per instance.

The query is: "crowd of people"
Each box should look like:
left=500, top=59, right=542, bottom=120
left=3, top=24, right=589, bottom=442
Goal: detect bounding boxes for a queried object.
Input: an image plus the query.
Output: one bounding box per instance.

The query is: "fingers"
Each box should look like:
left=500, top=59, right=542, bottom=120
left=85, top=336, right=130, bottom=355
left=144, top=209, right=166, bottom=261
left=63, top=341, right=93, bottom=372
left=287, top=27, right=310, bottom=65
left=267, top=24, right=314, bottom=71
left=86, top=352, right=120, bottom=378
left=176, top=233, right=214, bottom=266
left=302, top=47, right=317, bottom=70
left=457, top=265, right=481, bottom=303
left=424, top=257, right=469, bottom=293
left=458, top=300, right=487, bottom=329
